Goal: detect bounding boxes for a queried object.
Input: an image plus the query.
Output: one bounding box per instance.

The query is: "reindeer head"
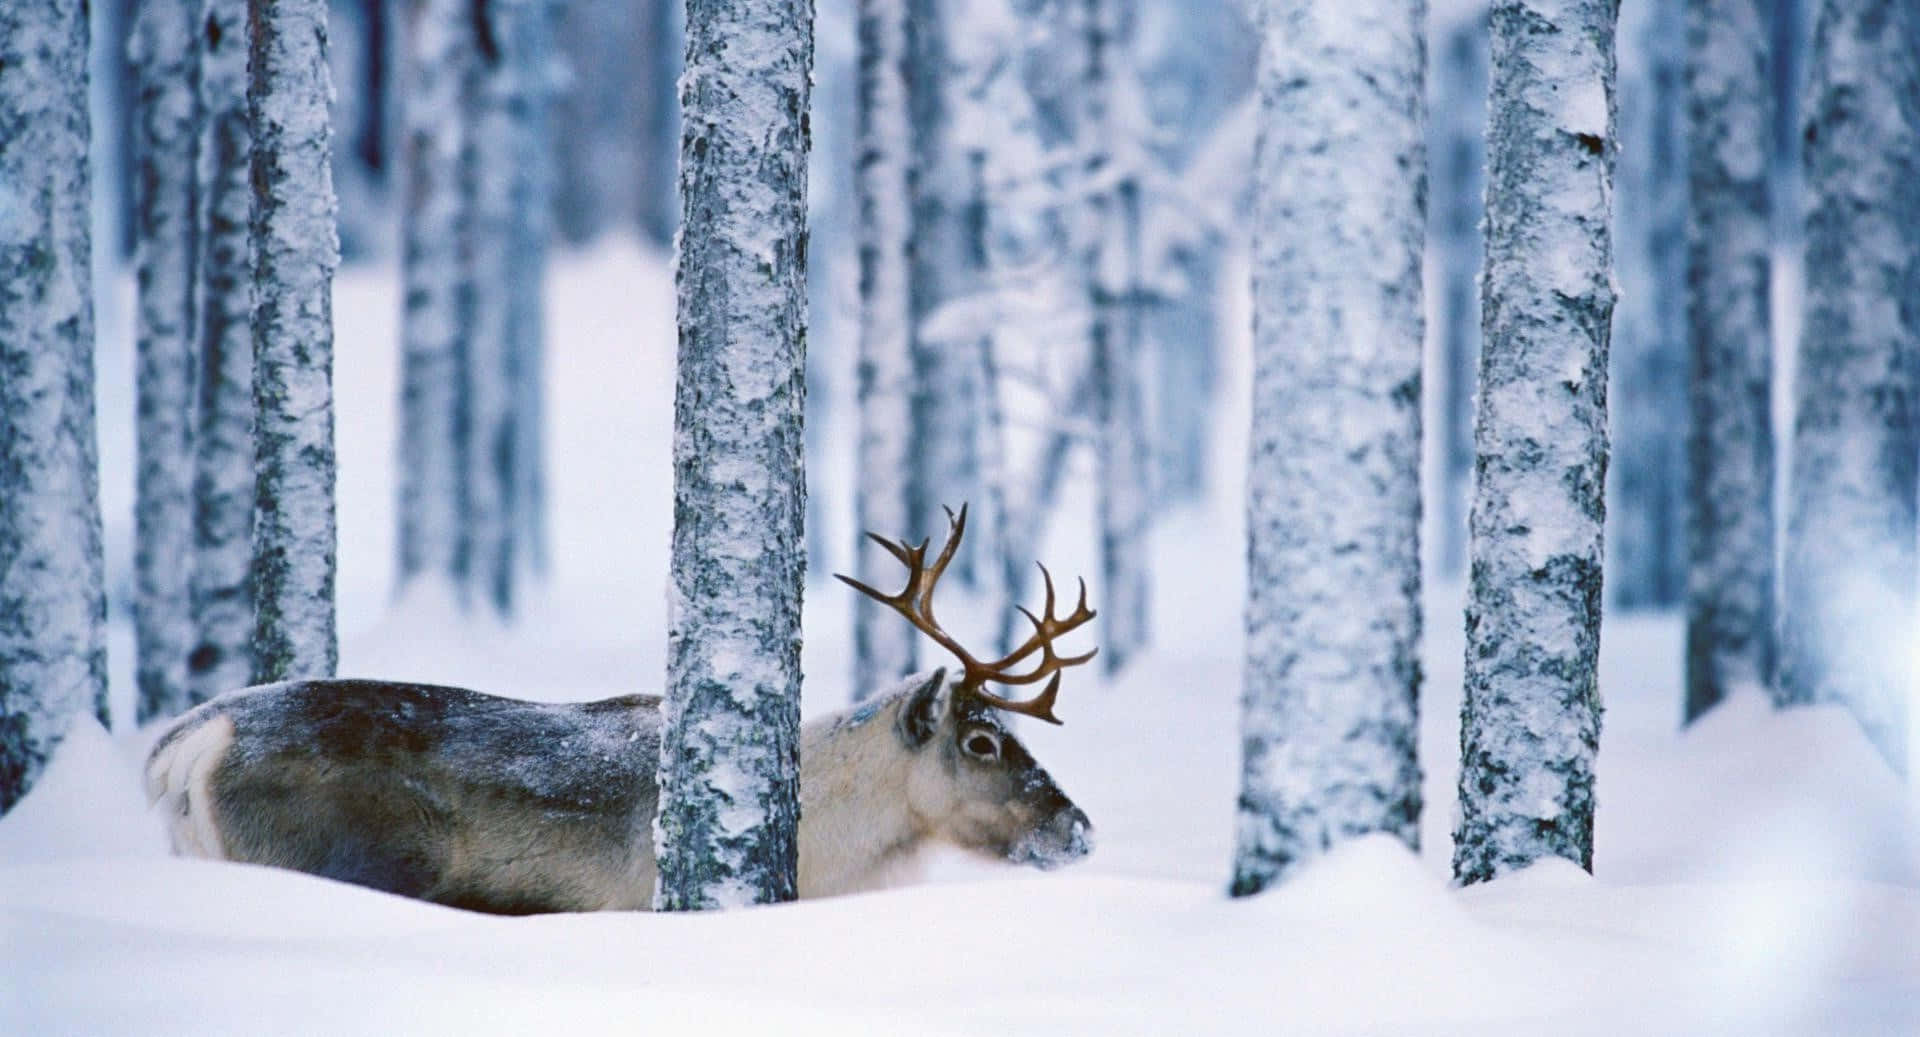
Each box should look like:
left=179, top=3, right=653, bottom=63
left=839, top=505, right=1096, bottom=870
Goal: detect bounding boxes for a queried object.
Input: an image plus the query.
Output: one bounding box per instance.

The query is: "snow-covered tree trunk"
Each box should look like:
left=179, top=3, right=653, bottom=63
left=1683, top=0, right=1774, bottom=723
left=1453, top=0, right=1615, bottom=886
left=510, top=0, right=557, bottom=579
left=1082, top=0, right=1151, bottom=674
left=0, top=0, right=108, bottom=811
left=1607, top=0, right=1687, bottom=611
left=653, top=0, right=811, bottom=911
left=396, top=0, right=476, bottom=600
left=189, top=0, right=256, bottom=702
left=250, top=0, right=341, bottom=683
left=467, top=0, right=549, bottom=614
left=1230, top=0, right=1426, bottom=897
left=131, top=0, right=202, bottom=724
left=348, top=0, right=394, bottom=181
left=1430, top=14, right=1486, bottom=579
left=907, top=0, right=980, bottom=581
left=851, top=0, right=919, bottom=700
left=1780, top=0, right=1919, bottom=774
left=1094, top=173, right=1152, bottom=674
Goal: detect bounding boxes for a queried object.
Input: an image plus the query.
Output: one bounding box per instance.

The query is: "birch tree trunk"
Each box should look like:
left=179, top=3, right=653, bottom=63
left=1230, top=0, right=1426, bottom=897
left=1781, top=0, right=1919, bottom=774
left=249, top=0, right=341, bottom=682
left=1453, top=0, right=1615, bottom=886
left=396, top=0, right=476, bottom=599
left=0, top=0, right=108, bottom=812
left=851, top=0, right=920, bottom=700
left=653, top=0, right=811, bottom=911
left=131, top=0, right=202, bottom=723
left=1684, top=0, right=1775, bottom=723
left=189, top=0, right=256, bottom=701
left=468, top=0, right=550, bottom=614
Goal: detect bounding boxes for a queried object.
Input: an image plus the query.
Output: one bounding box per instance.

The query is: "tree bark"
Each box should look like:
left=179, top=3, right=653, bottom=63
left=1780, top=0, right=1920, bottom=774
left=131, top=0, right=203, bottom=723
left=1453, top=0, right=1615, bottom=886
left=249, top=0, right=341, bottom=683
left=0, top=0, right=108, bottom=812
left=851, top=0, right=920, bottom=700
left=189, top=0, right=256, bottom=702
left=1231, top=0, right=1426, bottom=897
left=653, top=0, right=811, bottom=911
left=1683, top=0, right=1775, bottom=723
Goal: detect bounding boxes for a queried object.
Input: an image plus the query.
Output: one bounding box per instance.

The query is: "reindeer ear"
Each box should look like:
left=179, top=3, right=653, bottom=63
left=896, top=668, right=950, bottom=749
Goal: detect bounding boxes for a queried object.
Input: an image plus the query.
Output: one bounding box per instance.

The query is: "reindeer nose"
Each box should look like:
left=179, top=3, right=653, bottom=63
left=1054, top=805, right=1094, bottom=860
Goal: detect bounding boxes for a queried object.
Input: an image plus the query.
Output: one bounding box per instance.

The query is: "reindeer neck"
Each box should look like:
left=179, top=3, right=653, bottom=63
left=796, top=697, right=929, bottom=898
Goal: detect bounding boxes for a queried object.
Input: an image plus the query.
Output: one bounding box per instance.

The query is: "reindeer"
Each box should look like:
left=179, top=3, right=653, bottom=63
left=145, top=507, right=1095, bottom=914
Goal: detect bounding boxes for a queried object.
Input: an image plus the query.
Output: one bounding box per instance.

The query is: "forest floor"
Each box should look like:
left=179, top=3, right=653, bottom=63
left=4, top=239, right=1918, bottom=1034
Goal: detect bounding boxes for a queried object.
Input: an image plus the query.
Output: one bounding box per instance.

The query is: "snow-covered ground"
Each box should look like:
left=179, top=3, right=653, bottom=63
left=5, top=240, right=1918, bottom=1034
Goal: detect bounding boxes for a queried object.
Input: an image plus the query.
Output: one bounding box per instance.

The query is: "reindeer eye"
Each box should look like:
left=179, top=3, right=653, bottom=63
left=963, top=732, right=1000, bottom=760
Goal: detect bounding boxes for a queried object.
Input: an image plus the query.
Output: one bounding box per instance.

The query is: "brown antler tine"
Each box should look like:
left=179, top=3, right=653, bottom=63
left=973, top=671, right=1064, bottom=725
left=1035, top=561, right=1057, bottom=618
left=909, top=506, right=965, bottom=617
left=929, top=504, right=968, bottom=578
left=834, top=572, right=897, bottom=604
left=837, top=507, right=1084, bottom=722
left=1057, top=645, right=1098, bottom=668
left=865, top=531, right=918, bottom=569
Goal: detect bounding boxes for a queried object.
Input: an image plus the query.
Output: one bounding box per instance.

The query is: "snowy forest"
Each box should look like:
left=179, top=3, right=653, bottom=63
left=2, top=0, right=1918, bottom=1031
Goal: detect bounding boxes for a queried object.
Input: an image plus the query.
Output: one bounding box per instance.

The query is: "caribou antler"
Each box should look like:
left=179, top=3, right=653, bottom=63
left=835, top=504, right=1096, bottom=724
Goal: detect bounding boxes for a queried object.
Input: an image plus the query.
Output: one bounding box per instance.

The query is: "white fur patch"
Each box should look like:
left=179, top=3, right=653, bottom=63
left=147, top=714, right=235, bottom=859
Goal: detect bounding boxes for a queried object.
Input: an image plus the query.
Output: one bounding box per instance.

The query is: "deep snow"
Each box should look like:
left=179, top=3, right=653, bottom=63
left=4, top=240, right=1919, bottom=1034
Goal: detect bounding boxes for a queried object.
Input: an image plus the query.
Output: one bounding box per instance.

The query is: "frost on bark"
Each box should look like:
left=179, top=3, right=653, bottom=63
left=131, top=0, right=203, bottom=724
left=1608, top=0, right=1687, bottom=611
left=1230, top=0, right=1425, bottom=898
left=396, top=0, right=477, bottom=598
left=1430, top=15, right=1486, bottom=578
left=190, top=0, right=256, bottom=702
left=851, top=0, right=920, bottom=700
left=1453, top=0, right=1615, bottom=886
left=0, top=0, right=108, bottom=811
left=1083, top=0, right=1151, bottom=674
left=1684, top=0, right=1774, bottom=723
left=653, top=0, right=811, bottom=911
left=249, top=0, right=341, bottom=683
left=1781, top=0, right=1919, bottom=774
